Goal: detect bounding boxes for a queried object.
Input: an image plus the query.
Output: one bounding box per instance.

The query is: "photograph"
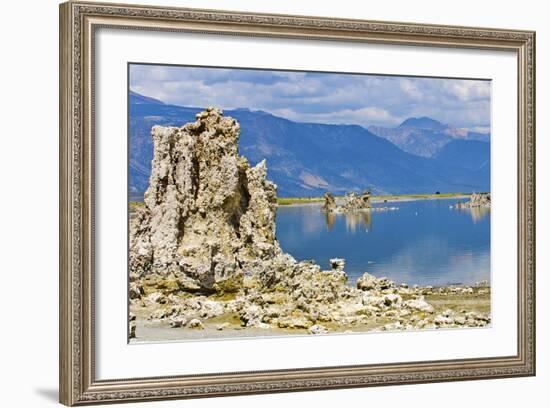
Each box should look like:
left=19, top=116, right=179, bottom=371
left=56, top=1, right=536, bottom=404
left=128, top=64, right=492, bottom=342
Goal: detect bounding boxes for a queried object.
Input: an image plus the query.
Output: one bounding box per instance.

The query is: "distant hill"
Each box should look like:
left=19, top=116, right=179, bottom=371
left=129, top=90, right=165, bottom=105
left=434, top=139, right=490, bottom=172
left=369, top=117, right=490, bottom=158
left=399, top=116, right=448, bottom=131
left=129, top=91, right=490, bottom=197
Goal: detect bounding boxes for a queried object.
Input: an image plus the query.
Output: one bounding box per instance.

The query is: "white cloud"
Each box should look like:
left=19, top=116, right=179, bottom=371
left=269, top=106, right=399, bottom=127
left=443, top=81, right=491, bottom=102
left=399, top=79, right=424, bottom=100
left=465, top=126, right=491, bottom=134
left=129, top=64, right=491, bottom=129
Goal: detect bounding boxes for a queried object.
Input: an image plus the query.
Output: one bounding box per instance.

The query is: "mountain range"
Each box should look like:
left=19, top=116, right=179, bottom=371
left=368, top=117, right=490, bottom=158
left=129, top=91, right=490, bottom=197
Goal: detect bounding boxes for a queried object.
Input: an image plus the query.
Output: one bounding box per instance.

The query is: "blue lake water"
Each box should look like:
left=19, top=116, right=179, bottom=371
left=275, top=198, right=491, bottom=287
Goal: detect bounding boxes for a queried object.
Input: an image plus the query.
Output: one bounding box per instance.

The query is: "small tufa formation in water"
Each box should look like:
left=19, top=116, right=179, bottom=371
left=321, top=190, right=398, bottom=214
left=329, top=258, right=346, bottom=271
left=322, top=192, right=337, bottom=213
left=322, top=190, right=371, bottom=213
left=455, top=193, right=491, bottom=209
left=342, top=191, right=372, bottom=211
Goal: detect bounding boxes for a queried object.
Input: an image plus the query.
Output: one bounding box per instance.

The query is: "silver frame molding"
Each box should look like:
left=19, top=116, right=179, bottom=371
left=59, top=1, right=536, bottom=405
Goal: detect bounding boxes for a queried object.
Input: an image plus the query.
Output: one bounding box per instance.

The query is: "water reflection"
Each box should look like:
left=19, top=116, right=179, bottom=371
left=276, top=198, right=491, bottom=287
left=343, top=211, right=372, bottom=233
left=324, top=211, right=336, bottom=231
left=298, top=207, right=373, bottom=233
left=467, top=207, right=491, bottom=223
left=452, top=199, right=491, bottom=223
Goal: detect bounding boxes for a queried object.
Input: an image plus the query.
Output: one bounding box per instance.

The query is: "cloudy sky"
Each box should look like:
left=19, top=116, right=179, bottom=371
left=129, top=64, right=491, bottom=132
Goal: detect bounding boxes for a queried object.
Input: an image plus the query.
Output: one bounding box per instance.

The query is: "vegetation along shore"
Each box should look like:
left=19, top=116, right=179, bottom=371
left=130, top=192, right=472, bottom=212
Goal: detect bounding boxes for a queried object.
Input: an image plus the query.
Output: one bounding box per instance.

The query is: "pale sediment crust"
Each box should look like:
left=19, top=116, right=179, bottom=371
left=129, top=276, right=491, bottom=342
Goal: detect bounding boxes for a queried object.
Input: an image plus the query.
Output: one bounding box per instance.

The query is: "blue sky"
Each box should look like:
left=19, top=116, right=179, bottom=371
left=129, top=64, right=491, bottom=132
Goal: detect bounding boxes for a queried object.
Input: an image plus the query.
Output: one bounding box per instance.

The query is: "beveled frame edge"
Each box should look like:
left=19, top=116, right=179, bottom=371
left=59, top=0, right=536, bottom=405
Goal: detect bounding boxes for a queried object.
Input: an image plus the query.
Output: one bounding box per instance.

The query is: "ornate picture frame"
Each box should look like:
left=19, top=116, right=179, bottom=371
left=59, top=1, right=535, bottom=405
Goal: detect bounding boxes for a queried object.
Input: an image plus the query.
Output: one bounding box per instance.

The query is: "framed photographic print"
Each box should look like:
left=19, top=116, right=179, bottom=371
left=59, top=1, right=536, bottom=405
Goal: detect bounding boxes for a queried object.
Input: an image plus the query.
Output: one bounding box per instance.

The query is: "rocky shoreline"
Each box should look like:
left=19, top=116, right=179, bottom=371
left=128, top=108, right=491, bottom=342
left=129, top=268, right=490, bottom=341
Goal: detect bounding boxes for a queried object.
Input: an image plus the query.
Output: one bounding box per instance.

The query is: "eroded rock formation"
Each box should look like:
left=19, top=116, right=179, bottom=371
left=130, top=107, right=283, bottom=292
left=342, top=191, right=371, bottom=211
left=322, top=190, right=372, bottom=213
left=322, top=192, right=337, bottom=213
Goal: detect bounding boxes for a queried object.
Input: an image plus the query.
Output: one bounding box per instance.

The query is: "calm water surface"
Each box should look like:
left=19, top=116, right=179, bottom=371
left=276, top=198, right=490, bottom=287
